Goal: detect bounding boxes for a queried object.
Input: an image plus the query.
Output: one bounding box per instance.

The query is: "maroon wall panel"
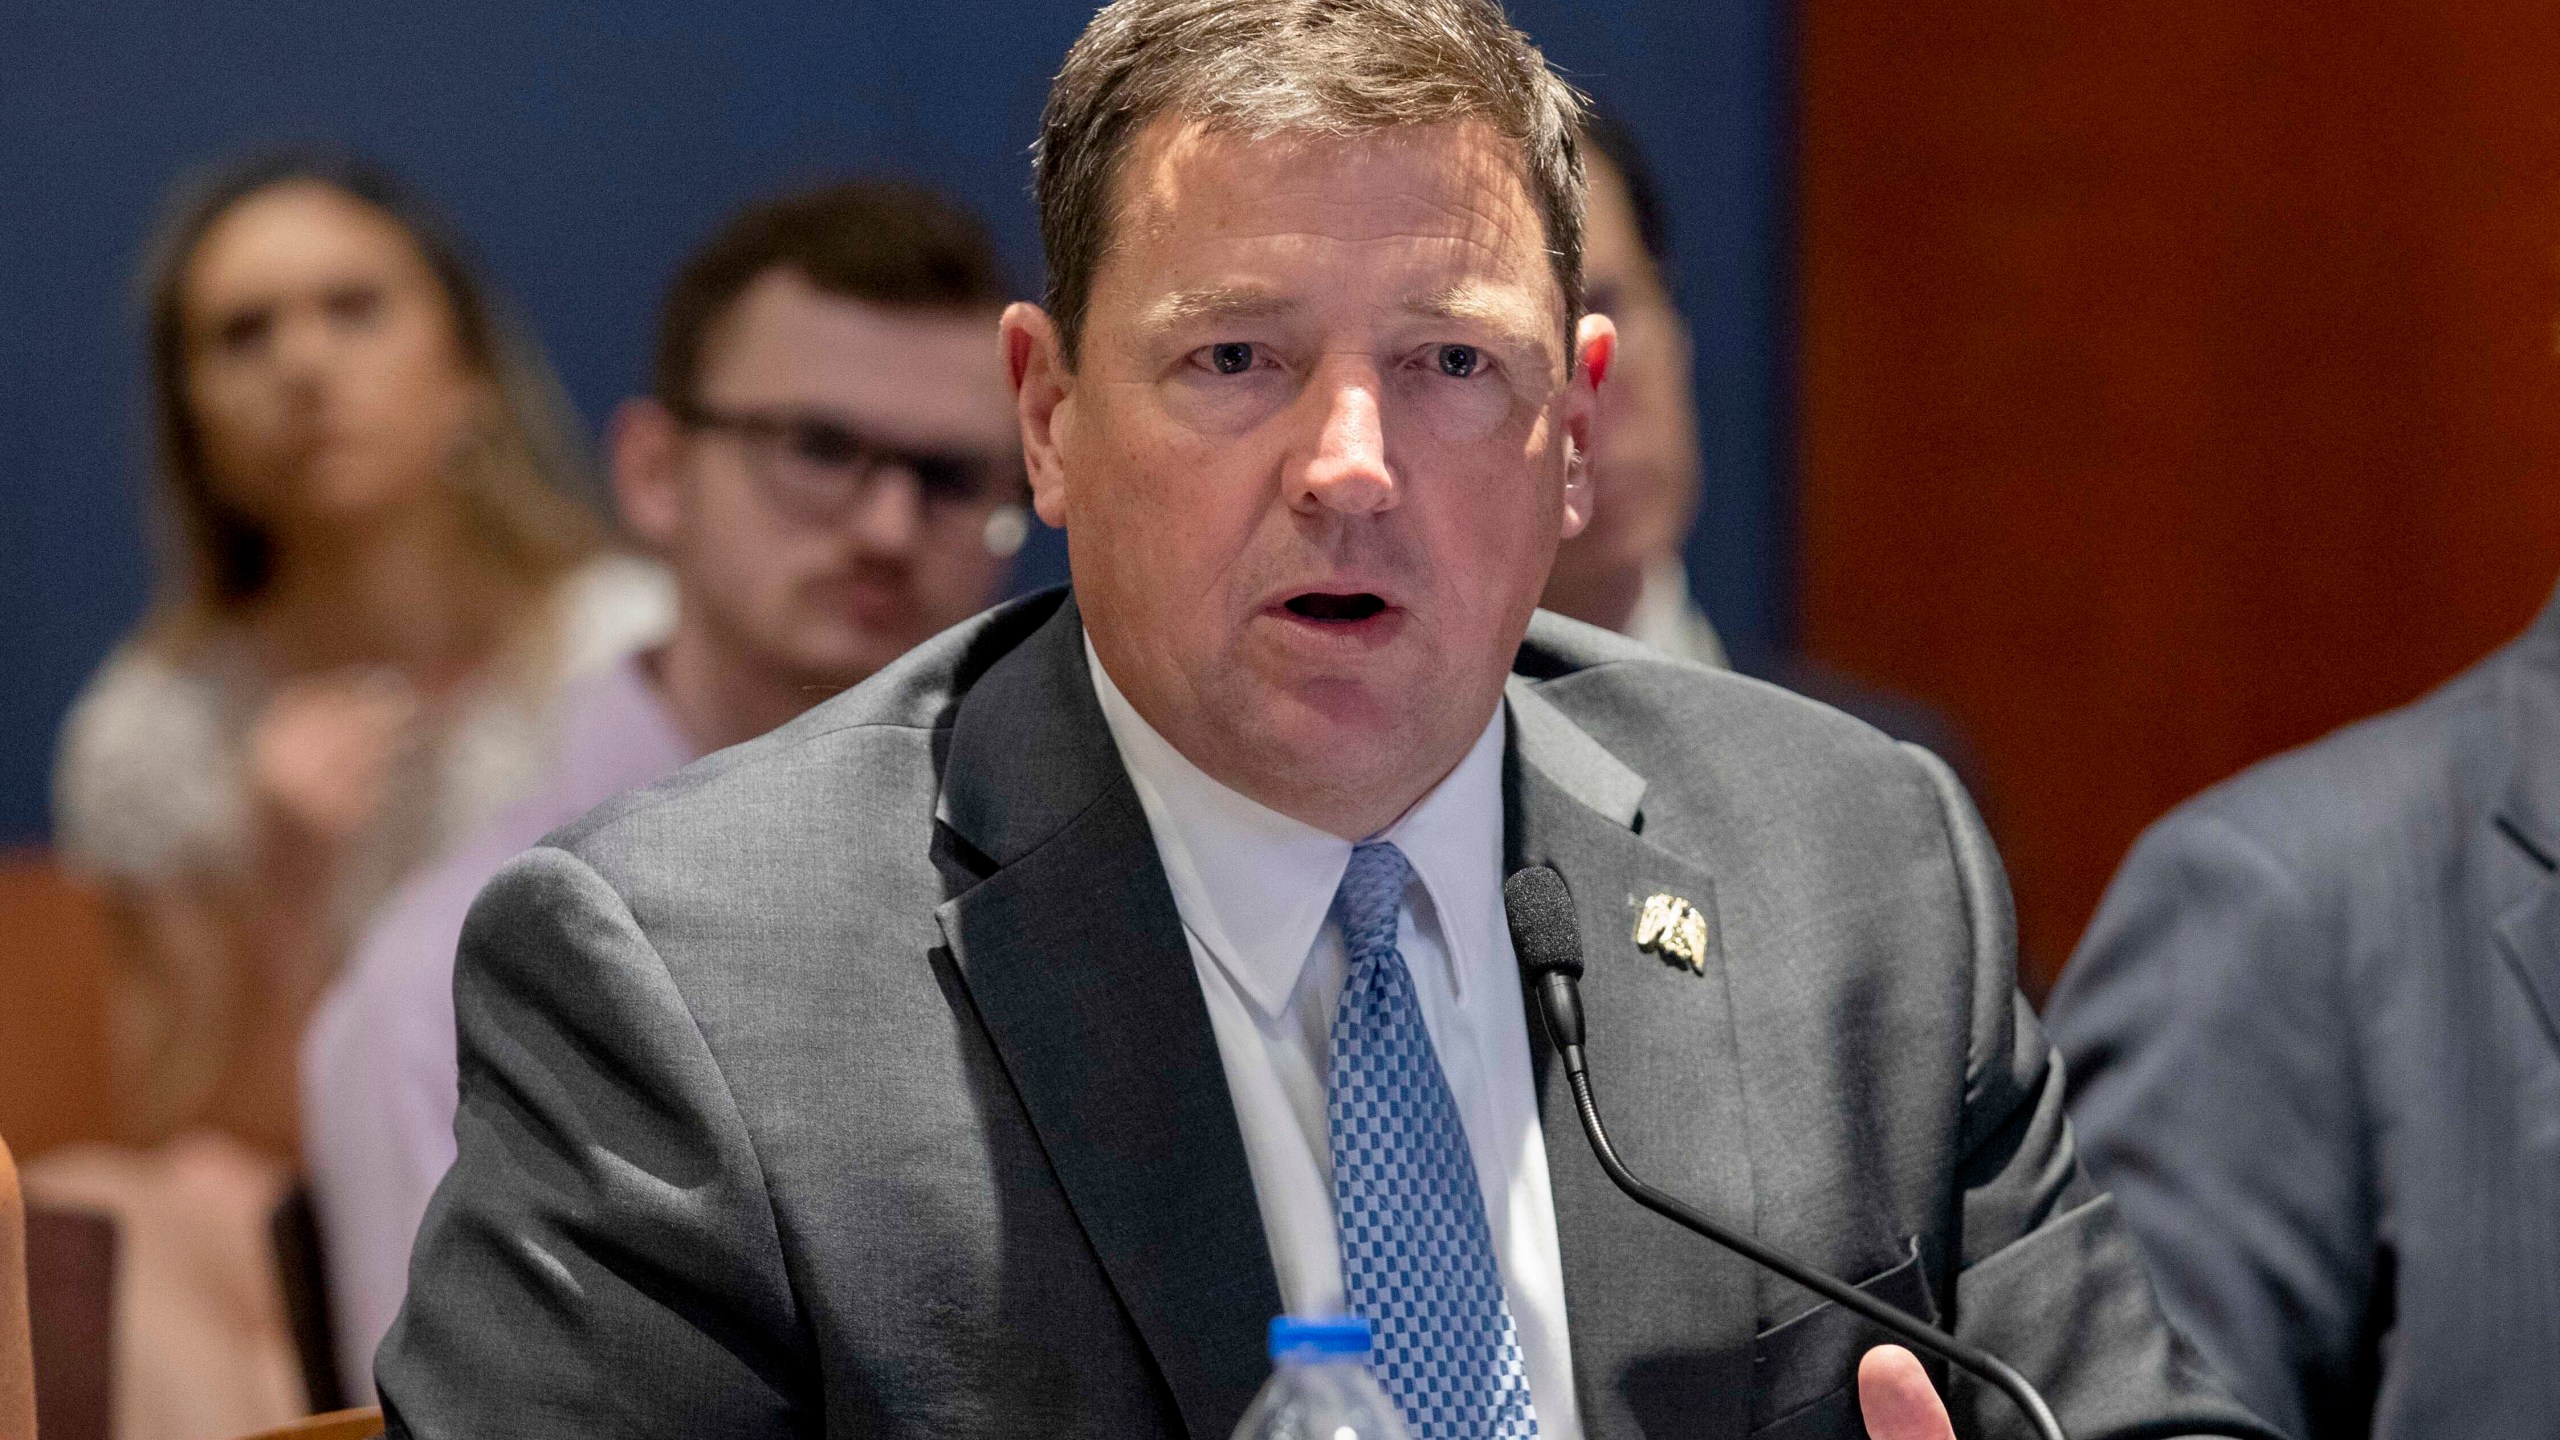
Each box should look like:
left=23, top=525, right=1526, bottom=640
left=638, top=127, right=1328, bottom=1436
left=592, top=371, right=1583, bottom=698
left=1802, top=3, right=2560, bottom=993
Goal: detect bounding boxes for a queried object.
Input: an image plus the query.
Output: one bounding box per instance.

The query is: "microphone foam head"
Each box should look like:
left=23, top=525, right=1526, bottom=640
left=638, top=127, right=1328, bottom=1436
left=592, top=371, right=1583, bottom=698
left=1504, top=866, right=1585, bottom=981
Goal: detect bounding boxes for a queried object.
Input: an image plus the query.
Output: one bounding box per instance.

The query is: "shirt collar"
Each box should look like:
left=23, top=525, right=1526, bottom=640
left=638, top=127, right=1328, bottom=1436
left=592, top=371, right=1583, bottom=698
left=1625, top=557, right=1730, bottom=670
left=1084, top=635, right=1509, bottom=1018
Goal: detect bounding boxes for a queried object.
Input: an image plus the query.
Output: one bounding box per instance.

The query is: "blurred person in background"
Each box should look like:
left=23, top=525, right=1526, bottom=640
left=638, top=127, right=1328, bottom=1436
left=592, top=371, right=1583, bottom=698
left=302, top=180, right=1026, bottom=1398
left=2046, top=582, right=2560, bottom=1437
left=1550, top=102, right=1981, bottom=794
left=1539, top=101, right=1727, bottom=667
left=34, top=152, right=666, bottom=1439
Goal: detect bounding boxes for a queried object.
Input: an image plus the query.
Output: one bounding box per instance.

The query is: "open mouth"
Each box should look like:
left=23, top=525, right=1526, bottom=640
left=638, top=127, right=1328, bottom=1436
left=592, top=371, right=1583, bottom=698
left=1283, top=591, right=1389, bottom=622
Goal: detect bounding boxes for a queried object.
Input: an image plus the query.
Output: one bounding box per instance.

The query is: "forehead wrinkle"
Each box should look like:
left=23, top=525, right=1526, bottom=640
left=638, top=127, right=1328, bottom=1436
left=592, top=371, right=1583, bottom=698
left=1127, top=115, right=1539, bottom=244
left=1197, top=175, right=1535, bottom=265
left=1404, top=281, right=1540, bottom=332
left=1101, top=119, right=1571, bottom=355
left=1143, top=284, right=1300, bottom=330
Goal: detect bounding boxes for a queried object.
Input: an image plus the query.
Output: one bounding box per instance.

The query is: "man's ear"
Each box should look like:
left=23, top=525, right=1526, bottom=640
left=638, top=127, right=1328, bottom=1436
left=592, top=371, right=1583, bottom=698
left=1003, top=302, right=1074, bottom=530
left=1560, top=312, right=1617, bottom=539
left=608, top=396, right=686, bottom=551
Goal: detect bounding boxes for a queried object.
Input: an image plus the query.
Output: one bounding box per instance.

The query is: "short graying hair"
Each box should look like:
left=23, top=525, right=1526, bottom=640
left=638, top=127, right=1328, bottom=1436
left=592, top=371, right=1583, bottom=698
left=1034, top=0, right=1587, bottom=366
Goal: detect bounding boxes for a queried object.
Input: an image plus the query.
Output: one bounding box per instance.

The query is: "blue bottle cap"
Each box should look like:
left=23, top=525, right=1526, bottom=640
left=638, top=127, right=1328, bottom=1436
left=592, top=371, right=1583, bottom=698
left=1269, top=1314, right=1373, bottom=1361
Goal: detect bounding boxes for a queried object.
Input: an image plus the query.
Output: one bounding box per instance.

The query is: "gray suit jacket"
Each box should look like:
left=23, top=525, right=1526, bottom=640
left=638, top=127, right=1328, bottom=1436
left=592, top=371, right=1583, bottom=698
left=2047, top=584, right=2560, bottom=1440
left=380, top=591, right=2265, bottom=1440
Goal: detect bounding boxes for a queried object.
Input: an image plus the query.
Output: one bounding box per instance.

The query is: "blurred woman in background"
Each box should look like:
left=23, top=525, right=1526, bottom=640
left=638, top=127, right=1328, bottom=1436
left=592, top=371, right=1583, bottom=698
left=33, top=153, right=666, bottom=1438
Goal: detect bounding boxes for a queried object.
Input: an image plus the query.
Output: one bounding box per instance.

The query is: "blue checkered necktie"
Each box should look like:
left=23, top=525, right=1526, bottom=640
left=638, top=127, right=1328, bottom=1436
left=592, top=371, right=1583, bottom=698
left=1328, top=840, right=1540, bottom=1440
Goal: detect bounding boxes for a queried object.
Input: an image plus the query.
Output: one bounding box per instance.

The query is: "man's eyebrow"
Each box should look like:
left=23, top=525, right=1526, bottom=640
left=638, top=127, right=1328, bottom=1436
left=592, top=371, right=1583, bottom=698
left=1403, top=285, right=1549, bottom=346
left=1142, top=286, right=1299, bottom=328
left=1139, top=281, right=1555, bottom=349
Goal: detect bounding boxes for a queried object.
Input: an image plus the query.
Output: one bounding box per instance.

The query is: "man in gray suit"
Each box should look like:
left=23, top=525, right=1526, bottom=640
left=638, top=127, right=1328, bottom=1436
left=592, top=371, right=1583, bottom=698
left=379, top=2, right=2271, bottom=1437
left=2048, top=587, right=2560, bottom=1439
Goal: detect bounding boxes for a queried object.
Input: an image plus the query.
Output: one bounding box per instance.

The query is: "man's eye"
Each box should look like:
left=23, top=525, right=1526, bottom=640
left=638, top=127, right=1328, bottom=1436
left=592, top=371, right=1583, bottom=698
left=1208, top=342, right=1256, bottom=376
left=1436, top=344, right=1482, bottom=378
left=793, top=423, right=866, bottom=467
left=911, top=456, right=978, bottom=504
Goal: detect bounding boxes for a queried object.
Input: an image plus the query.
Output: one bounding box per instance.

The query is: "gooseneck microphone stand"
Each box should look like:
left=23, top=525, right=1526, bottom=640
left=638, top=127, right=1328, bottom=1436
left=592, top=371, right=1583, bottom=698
left=1502, top=866, right=2069, bottom=1440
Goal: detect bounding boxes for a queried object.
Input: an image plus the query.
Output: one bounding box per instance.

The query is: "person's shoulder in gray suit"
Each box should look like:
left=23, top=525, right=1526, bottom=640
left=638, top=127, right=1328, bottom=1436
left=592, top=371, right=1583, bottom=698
left=2047, top=584, right=2560, bottom=1440
left=379, top=590, right=2270, bottom=1440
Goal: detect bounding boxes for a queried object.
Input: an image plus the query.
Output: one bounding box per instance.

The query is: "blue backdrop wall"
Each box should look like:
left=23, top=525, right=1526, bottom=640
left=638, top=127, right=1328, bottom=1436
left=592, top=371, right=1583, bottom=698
left=0, top=0, right=1790, bottom=845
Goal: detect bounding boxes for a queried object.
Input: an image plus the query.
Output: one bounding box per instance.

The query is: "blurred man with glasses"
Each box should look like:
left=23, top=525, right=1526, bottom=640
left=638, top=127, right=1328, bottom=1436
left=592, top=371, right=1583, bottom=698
left=298, top=179, right=1025, bottom=1397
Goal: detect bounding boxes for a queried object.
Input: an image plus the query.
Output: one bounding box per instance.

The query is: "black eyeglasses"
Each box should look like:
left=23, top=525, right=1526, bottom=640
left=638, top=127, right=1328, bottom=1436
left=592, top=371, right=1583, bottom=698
left=673, top=400, right=1024, bottom=524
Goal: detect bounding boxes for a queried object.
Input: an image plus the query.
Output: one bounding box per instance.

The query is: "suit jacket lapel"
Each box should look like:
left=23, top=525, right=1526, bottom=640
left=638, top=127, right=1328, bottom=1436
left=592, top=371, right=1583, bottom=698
left=2492, top=583, right=2560, bottom=1057
left=1505, top=678, right=1762, bottom=1440
left=935, top=595, right=1283, bottom=1439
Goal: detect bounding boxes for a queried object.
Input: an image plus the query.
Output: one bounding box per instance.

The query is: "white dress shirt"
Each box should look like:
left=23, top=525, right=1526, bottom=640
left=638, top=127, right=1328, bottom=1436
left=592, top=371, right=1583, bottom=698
left=1085, top=640, right=1584, bottom=1438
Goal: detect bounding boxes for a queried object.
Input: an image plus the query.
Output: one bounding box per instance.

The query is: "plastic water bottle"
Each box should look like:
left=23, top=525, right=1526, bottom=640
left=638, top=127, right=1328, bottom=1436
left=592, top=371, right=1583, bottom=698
left=1231, top=1315, right=1414, bottom=1440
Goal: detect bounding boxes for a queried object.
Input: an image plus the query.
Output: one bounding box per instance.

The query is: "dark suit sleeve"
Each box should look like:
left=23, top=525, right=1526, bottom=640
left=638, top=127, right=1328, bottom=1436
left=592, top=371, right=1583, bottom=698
left=1905, top=748, right=2280, bottom=1440
left=2044, top=807, right=2375, bottom=1440
left=376, top=845, right=808, bottom=1439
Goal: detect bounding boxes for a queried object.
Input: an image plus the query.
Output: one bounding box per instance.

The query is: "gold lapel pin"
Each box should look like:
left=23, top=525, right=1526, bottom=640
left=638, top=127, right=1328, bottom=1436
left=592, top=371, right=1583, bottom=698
left=1634, top=893, right=1710, bottom=974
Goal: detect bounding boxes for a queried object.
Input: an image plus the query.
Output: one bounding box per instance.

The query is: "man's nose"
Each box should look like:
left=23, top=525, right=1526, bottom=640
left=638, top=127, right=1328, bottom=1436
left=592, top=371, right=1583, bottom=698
left=1295, top=365, right=1396, bottom=515
left=843, top=464, right=924, bottom=554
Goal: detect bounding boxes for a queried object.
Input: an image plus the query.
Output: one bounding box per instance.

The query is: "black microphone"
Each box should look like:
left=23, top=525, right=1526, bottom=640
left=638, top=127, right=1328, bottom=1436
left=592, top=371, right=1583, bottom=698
left=1502, top=865, right=2069, bottom=1440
